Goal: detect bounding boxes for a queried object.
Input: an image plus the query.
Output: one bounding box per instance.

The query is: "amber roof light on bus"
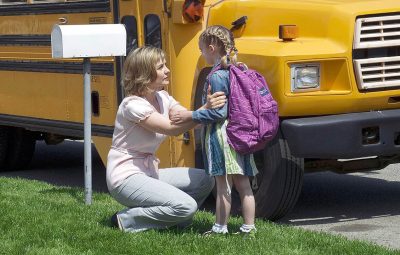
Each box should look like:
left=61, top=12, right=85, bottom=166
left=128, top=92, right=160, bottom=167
left=279, top=25, right=299, bottom=41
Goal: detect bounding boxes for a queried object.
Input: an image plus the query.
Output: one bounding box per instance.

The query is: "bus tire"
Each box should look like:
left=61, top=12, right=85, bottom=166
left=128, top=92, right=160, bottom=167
left=0, top=126, right=9, bottom=170
left=254, top=128, right=304, bottom=221
left=6, top=127, right=36, bottom=170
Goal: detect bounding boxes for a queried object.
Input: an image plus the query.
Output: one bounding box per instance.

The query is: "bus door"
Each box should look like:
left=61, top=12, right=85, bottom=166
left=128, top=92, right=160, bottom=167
left=117, top=0, right=172, bottom=167
left=117, top=0, right=166, bottom=52
left=116, top=0, right=139, bottom=58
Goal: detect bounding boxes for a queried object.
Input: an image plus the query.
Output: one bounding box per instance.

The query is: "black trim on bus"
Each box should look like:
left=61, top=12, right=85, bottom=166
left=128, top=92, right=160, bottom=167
left=112, top=0, right=119, bottom=24
left=0, top=60, right=114, bottom=75
left=112, top=0, right=123, bottom=104
left=0, top=35, right=51, bottom=46
left=115, top=57, right=123, bottom=103
left=0, top=114, right=113, bottom=138
left=0, top=0, right=110, bottom=16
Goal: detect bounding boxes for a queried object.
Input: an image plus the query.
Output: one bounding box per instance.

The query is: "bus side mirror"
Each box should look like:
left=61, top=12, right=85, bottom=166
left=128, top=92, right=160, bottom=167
left=172, top=0, right=205, bottom=24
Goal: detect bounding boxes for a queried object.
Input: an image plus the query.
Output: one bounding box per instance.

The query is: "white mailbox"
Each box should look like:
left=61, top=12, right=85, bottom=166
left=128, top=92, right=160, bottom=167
left=51, top=24, right=126, bottom=58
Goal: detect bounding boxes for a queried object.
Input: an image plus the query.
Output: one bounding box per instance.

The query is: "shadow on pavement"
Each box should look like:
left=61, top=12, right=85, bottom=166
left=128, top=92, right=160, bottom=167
left=0, top=140, right=109, bottom=193
left=278, top=170, right=400, bottom=226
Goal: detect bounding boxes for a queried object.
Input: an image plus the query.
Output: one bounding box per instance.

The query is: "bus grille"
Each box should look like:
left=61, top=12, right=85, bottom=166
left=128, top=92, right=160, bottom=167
left=353, top=14, right=400, bottom=90
left=354, top=14, right=400, bottom=49
left=354, top=56, right=400, bottom=89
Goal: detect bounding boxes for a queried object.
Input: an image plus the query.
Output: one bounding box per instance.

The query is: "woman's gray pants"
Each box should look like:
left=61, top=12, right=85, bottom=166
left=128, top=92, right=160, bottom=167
left=109, top=167, right=214, bottom=233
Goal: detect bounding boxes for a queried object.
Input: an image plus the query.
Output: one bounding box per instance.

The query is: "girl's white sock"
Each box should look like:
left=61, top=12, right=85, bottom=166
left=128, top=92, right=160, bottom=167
left=212, top=223, right=228, bottom=234
left=239, top=224, right=256, bottom=233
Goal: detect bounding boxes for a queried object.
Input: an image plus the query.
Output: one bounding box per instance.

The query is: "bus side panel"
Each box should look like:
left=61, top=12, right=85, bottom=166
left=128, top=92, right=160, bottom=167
left=0, top=7, right=118, bottom=126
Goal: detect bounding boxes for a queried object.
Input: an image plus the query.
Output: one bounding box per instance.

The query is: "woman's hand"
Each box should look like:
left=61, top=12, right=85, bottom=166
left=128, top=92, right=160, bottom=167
left=170, top=87, right=226, bottom=124
left=170, top=110, right=193, bottom=124
left=205, top=87, right=226, bottom=109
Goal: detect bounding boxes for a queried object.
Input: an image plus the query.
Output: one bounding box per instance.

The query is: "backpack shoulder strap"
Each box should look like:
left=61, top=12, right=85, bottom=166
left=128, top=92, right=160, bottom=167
left=236, top=62, right=248, bottom=72
left=207, top=64, right=222, bottom=79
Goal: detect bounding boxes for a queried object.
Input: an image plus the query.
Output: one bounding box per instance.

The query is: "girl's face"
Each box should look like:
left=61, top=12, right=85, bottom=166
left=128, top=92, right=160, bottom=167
left=148, top=58, right=170, bottom=92
left=199, top=41, right=218, bottom=65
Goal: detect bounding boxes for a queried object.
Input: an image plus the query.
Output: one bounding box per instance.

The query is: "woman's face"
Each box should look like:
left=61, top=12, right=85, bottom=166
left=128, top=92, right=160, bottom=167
left=148, top=58, right=170, bottom=91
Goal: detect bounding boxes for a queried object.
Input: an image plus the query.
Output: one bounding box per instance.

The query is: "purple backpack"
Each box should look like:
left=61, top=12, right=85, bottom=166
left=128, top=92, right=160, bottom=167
left=210, top=64, right=279, bottom=154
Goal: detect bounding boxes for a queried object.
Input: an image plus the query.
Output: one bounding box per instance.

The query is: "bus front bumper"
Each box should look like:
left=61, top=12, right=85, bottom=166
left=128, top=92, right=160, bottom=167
left=281, top=109, right=400, bottom=159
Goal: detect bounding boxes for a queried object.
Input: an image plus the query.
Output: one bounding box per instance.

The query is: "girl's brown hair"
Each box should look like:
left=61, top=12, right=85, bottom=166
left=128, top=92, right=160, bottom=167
left=122, top=46, right=165, bottom=97
left=199, top=25, right=237, bottom=68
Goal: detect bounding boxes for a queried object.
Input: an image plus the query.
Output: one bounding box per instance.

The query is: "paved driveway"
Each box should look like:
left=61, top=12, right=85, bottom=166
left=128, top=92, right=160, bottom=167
left=278, top=167, right=400, bottom=250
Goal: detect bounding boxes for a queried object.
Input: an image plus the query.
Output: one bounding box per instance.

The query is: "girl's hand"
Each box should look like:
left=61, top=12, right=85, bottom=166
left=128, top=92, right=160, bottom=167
left=170, top=110, right=193, bottom=124
left=206, top=86, right=226, bottom=109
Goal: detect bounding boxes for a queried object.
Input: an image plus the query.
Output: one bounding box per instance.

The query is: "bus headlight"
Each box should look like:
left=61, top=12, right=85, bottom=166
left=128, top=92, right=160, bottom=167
left=291, top=64, right=320, bottom=92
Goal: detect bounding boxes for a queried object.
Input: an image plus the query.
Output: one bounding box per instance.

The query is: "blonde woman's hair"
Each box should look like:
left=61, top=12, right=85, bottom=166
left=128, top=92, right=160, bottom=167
left=199, top=25, right=237, bottom=68
left=122, top=46, right=165, bottom=97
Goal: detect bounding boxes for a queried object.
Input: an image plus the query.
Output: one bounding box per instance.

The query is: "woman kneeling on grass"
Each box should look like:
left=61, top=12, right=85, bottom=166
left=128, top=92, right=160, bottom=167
left=106, top=46, right=226, bottom=233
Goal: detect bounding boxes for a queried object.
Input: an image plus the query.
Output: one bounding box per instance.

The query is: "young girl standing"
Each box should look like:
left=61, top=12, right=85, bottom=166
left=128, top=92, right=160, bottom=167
left=171, top=25, right=258, bottom=235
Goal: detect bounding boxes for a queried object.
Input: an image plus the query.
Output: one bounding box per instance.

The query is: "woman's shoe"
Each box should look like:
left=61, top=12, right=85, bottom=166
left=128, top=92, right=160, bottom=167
left=110, top=212, right=122, bottom=230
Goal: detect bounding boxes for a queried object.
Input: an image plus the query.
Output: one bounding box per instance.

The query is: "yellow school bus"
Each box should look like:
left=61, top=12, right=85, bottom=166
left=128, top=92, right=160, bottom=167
left=0, top=0, right=400, bottom=220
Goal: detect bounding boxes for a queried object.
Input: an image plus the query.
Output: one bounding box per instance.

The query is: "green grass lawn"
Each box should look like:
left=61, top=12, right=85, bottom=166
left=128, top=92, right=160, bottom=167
left=0, top=177, right=398, bottom=255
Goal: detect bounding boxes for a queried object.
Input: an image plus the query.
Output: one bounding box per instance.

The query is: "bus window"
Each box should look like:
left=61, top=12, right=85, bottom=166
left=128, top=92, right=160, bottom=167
left=144, top=14, right=161, bottom=48
left=121, top=15, right=138, bottom=55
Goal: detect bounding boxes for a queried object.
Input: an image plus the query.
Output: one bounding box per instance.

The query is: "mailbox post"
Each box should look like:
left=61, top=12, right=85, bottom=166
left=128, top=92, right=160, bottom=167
left=51, top=24, right=126, bottom=205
